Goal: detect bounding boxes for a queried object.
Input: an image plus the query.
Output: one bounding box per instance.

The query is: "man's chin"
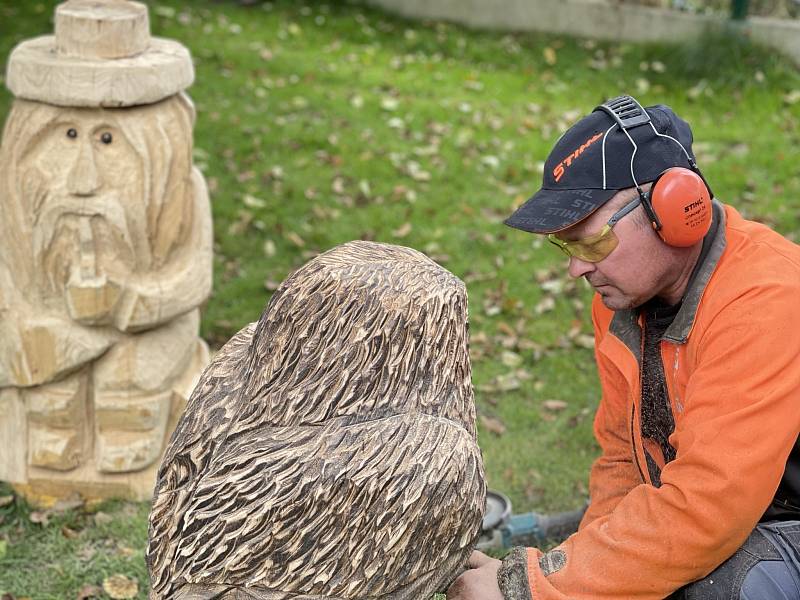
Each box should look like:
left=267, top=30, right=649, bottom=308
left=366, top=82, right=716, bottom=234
left=597, top=290, right=635, bottom=311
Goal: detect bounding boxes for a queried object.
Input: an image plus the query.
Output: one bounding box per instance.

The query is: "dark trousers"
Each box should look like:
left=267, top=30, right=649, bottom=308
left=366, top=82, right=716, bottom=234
left=673, top=521, right=800, bottom=599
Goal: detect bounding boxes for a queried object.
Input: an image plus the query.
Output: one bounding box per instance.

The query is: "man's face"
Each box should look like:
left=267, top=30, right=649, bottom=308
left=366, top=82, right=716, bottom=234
left=557, top=189, right=676, bottom=310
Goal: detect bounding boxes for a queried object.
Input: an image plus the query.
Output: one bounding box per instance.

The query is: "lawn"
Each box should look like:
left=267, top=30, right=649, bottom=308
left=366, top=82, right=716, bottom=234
left=1, top=0, right=799, bottom=597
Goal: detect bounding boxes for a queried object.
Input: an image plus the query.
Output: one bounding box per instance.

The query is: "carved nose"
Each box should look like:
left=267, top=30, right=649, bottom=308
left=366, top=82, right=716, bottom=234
left=67, top=142, right=100, bottom=196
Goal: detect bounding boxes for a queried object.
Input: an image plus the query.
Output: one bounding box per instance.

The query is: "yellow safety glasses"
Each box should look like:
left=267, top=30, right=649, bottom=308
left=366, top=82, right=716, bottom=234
left=547, top=196, right=642, bottom=263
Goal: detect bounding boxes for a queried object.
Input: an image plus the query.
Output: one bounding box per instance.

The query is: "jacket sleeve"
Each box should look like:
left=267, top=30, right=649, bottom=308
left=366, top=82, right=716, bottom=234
left=517, top=280, right=800, bottom=599
left=579, top=296, right=643, bottom=529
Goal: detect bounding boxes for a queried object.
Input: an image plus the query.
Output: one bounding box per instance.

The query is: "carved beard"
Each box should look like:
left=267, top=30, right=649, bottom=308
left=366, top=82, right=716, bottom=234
left=30, top=192, right=138, bottom=300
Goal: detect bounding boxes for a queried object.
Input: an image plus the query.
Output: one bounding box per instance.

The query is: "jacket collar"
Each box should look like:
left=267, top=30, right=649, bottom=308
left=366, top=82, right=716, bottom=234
left=609, top=200, right=727, bottom=355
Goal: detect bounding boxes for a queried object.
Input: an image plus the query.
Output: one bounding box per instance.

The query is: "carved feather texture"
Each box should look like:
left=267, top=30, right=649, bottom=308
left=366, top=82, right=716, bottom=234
left=147, top=241, right=486, bottom=599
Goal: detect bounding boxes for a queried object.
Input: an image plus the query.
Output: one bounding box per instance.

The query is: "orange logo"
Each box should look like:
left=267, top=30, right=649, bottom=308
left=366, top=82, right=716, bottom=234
left=553, top=132, right=603, bottom=182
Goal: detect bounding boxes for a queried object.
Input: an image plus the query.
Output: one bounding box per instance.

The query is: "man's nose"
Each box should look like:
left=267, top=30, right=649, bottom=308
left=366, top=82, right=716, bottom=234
left=67, top=141, right=100, bottom=197
left=567, top=256, right=596, bottom=279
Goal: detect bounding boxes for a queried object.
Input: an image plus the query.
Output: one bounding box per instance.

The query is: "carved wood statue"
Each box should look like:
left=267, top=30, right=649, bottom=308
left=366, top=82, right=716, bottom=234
left=0, top=0, right=212, bottom=504
left=147, top=241, right=486, bottom=599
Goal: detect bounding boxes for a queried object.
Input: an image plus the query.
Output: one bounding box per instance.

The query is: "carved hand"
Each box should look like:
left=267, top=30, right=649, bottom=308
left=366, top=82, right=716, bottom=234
left=65, top=270, right=122, bottom=326
left=446, top=551, right=504, bottom=600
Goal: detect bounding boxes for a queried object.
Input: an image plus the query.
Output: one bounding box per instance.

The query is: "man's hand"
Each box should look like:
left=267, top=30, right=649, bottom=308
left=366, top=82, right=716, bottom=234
left=446, top=550, right=504, bottom=599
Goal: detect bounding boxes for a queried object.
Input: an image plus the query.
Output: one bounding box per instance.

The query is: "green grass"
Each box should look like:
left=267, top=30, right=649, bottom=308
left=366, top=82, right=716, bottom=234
left=1, top=0, right=799, bottom=597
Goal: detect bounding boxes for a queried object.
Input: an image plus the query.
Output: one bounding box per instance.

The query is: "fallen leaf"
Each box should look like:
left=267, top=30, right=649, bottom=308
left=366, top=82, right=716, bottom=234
left=77, top=544, right=97, bottom=562
left=534, top=296, right=556, bottom=314
left=495, top=372, right=521, bottom=392
left=540, top=278, right=565, bottom=294
left=227, top=210, right=254, bottom=235
left=331, top=176, right=346, bottom=195
left=285, top=231, right=305, bottom=247
left=500, top=351, right=522, bottom=367
left=77, top=584, right=102, bottom=599
left=263, top=239, right=276, bottom=257
left=380, top=97, right=399, bottom=111
left=543, top=399, right=568, bottom=411
left=0, top=495, right=13, bottom=508
left=405, top=161, right=430, bottom=182
left=543, top=46, right=557, bottom=65
left=102, top=574, right=138, bottom=600
left=61, top=525, right=80, bottom=539
left=392, top=222, right=412, bottom=238
left=242, top=194, right=266, bottom=208
left=480, top=415, right=507, bottom=435
left=497, top=321, right=516, bottom=338
left=264, top=279, right=281, bottom=291
left=93, top=512, right=113, bottom=526
left=29, top=510, right=49, bottom=526
left=784, top=90, right=800, bottom=105
left=481, top=155, right=500, bottom=170
left=484, top=303, right=501, bottom=317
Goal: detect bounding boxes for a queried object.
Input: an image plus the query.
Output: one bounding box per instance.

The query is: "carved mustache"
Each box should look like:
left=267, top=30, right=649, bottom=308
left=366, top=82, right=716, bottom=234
left=32, top=194, right=135, bottom=263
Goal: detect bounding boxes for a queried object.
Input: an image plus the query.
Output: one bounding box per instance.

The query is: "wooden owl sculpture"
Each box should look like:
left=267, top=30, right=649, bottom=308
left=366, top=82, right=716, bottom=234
left=147, top=241, right=486, bottom=599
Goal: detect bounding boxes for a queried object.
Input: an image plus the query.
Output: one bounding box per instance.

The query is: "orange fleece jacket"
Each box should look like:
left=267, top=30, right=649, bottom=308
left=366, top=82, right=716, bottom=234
left=522, top=203, right=800, bottom=598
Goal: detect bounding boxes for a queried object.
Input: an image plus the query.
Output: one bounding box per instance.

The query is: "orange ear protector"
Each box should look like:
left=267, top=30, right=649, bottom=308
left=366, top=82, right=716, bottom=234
left=596, top=96, right=713, bottom=247
left=643, top=166, right=712, bottom=247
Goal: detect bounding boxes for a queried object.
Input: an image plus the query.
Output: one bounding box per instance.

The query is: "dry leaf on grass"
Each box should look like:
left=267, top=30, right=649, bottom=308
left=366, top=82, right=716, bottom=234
left=77, top=584, right=102, bottom=599
left=102, top=575, right=138, bottom=600
left=542, top=399, right=568, bottom=411
left=29, top=510, right=49, bottom=526
left=285, top=231, right=305, bottom=248
left=534, top=296, right=555, bottom=314
left=480, top=414, right=507, bottom=436
left=392, top=222, right=412, bottom=238
left=500, top=351, right=522, bottom=367
left=92, top=511, right=113, bottom=526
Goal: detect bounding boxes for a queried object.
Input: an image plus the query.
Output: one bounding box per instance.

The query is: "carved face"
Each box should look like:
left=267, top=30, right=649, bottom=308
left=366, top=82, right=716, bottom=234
left=19, top=109, right=143, bottom=292
left=0, top=95, right=196, bottom=304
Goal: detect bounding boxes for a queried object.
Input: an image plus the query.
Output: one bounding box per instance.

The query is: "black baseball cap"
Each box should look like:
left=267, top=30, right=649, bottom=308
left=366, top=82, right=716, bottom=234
left=505, top=96, right=697, bottom=234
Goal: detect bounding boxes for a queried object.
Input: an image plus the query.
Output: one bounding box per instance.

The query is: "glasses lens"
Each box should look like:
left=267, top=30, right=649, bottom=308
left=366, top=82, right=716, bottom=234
left=548, top=227, right=619, bottom=263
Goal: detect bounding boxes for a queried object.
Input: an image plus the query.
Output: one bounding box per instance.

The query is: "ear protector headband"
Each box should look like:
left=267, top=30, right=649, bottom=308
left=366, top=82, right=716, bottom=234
left=595, top=96, right=713, bottom=247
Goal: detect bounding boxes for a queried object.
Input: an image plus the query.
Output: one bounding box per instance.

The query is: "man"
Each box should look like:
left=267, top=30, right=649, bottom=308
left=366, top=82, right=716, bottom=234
left=448, top=95, right=800, bottom=599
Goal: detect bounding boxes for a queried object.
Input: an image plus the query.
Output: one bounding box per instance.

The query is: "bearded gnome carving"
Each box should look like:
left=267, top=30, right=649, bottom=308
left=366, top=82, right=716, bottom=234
left=0, top=0, right=212, bottom=503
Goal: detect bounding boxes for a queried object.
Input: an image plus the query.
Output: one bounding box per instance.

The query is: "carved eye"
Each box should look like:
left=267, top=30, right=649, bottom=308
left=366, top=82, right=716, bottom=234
left=67, top=128, right=78, bottom=139
left=100, top=132, right=113, bottom=145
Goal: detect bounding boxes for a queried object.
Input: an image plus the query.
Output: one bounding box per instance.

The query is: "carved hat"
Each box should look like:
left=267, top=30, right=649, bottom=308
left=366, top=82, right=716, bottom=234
left=5, top=0, right=194, bottom=108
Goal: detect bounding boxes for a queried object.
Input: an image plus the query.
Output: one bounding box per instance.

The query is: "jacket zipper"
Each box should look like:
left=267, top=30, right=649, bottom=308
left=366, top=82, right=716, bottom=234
left=631, top=318, right=647, bottom=484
